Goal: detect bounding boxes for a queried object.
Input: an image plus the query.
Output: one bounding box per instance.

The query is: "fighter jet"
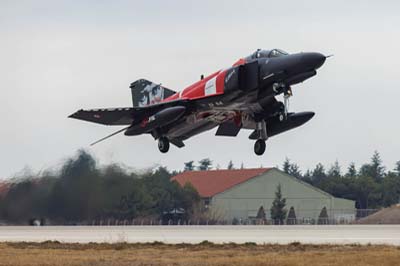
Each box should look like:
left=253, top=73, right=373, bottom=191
left=69, top=49, right=327, bottom=155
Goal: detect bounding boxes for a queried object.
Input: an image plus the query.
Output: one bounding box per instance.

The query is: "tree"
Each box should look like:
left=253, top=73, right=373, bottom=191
left=394, top=161, right=400, bottom=176
left=318, top=207, right=329, bottom=224
left=328, top=160, right=341, bottom=177
left=227, top=160, right=234, bottom=170
left=311, top=163, right=326, bottom=185
left=256, top=206, right=266, bottom=220
left=360, top=151, right=385, bottom=182
left=281, top=158, right=301, bottom=179
left=302, top=170, right=313, bottom=184
left=184, top=161, right=195, bottom=172
left=181, top=182, right=201, bottom=218
left=287, top=206, right=297, bottom=225
left=270, top=184, right=287, bottom=224
left=289, top=164, right=302, bottom=179
left=282, top=158, right=291, bottom=174
left=371, top=151, right=385, bottom=181
left=354, top=175, right=379, bottom=209
left=198, top=158, right=212, bottom=171
left=382, top=172, right=400, bottom=206
left=49, top=150, right=101, bottom=222
left=346, top=162, right=357, bottom=177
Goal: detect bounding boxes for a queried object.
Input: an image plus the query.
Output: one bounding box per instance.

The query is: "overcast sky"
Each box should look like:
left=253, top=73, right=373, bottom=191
left=1, top=0, right=400, bottom=178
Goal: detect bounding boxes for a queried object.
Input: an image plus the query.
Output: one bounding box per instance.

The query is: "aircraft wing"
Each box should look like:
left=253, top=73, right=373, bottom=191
left=69, top=99, right=189, bottom=126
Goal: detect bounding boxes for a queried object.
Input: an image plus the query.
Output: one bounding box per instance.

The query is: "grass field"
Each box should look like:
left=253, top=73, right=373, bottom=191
left=0, top=241, right=399, bottom=266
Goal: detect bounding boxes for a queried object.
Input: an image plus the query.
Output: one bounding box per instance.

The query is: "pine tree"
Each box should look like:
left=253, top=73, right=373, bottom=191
left=302, top=169, right=313, bottom=184
left=282, top=158, right=302, bottom=179
left=184, top=161, right=195, bottom=171
left=256, top=206, right=266, bottom=220
left=359, top=151, right=385, bottom=182
left=355, top=175, right=378, bottom=209
left=328, top=160, right=341, bottom=177
left=287, top=206, right=297, bottom=225
left=270, top=184, right=287, bottom=224
left=289, top=164, right=302, bottom=179
left=395, top=161, right=400, bottom=177
left=318, top=207, right=329, bottom=224
left=198, top=158, right=212, bottom=171
left=382, top=172, right=400, bottom=207
left=370, top=151, right=385, bottom=181
left=346, top=162, right=357, bottom=177
left=282, top=158, right=291, bottom=174
left=312, top=163, right=326, bottom=185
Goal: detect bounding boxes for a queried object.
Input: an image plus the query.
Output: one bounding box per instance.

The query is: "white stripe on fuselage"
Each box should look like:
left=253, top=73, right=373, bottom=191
left=204, top=77, right=217, bottom=95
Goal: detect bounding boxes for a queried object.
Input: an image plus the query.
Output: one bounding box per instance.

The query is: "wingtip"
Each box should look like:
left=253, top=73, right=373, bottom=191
left=68, top=109, right=83, bottom=119
left=68, top=112, right=78, bottom=119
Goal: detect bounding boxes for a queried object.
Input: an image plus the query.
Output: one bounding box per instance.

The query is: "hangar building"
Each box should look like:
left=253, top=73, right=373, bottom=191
left=172, top=168, right=355, bottom=223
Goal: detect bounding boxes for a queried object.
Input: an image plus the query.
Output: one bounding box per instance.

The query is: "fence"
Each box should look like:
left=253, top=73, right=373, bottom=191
left=4, top=209, right=379, bottom=226
left=83, top=209, right=379, bottom=226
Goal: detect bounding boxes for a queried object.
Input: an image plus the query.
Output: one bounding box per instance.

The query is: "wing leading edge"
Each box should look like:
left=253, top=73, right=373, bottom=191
left=68, top=108, right=134, bottom=125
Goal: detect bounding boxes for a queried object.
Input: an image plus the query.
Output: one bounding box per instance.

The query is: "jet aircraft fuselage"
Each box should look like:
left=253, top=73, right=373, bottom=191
left=69, top=49, right=327, bottom=155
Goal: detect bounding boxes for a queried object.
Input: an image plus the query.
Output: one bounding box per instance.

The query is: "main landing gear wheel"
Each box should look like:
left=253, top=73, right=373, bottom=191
left=254, top=139, right=266, bottom=156
left=158, top=137, right=170, bottom=153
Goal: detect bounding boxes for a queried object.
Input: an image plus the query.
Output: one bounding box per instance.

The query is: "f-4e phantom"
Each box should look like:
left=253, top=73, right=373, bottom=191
left=69, top=49, right=327, bottom=155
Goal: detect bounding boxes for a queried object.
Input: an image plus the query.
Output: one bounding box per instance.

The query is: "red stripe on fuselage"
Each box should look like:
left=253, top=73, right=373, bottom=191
left=232, top=58, right=246, bottom=67
left=163, top=70, right=227, bottom=102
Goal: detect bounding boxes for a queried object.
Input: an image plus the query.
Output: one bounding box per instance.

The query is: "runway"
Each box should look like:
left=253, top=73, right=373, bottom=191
left=0, top=225, right=399, bottom=245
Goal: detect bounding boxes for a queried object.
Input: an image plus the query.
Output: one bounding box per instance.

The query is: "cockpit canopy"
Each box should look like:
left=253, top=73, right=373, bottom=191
left=245, top=49, right=289, bottom=60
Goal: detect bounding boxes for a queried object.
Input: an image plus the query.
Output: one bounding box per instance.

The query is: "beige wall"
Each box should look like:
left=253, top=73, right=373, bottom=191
left=211, top=169, right=355, bottom=222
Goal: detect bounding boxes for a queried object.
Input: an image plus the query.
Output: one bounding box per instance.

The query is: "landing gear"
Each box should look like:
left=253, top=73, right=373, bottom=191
left=254, top=139, right=266, bottom=156
left=158, top=137, right=170, bottom=153
left=254, top=120, right=268, bottom=156
left=273, top=82, right=293, bottom=121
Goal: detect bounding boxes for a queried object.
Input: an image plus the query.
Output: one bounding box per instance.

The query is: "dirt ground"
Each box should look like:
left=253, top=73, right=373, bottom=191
left=357, top=205, right=400, bottom=224
left=0, top=241, right=399, bottom=266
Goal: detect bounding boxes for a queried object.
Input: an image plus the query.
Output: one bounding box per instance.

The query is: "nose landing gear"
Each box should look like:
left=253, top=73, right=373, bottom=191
left=158, top=137, right=170, bottom=153
left=273, top=82, right=293, bottom=121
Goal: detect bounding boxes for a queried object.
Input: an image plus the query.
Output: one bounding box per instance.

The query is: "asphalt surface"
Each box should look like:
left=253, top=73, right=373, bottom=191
left=0, top=225, right=399, bottom=245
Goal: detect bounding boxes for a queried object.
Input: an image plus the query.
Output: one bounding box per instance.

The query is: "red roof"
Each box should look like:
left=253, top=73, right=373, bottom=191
left=172, top=168, right=271, bottom=197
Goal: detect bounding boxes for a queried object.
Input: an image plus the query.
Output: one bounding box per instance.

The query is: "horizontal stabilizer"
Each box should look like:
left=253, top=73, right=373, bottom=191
left=69, top=108, right=134, bottom=125
left=69, top=99, right=189, bottom=126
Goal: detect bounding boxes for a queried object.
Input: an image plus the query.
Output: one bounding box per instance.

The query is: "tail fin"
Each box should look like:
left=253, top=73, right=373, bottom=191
left=129, top=79, right=176, bottom=107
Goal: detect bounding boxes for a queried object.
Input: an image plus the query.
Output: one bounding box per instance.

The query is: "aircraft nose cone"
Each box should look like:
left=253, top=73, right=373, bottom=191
left=302, top=52, right=326, bottom=70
